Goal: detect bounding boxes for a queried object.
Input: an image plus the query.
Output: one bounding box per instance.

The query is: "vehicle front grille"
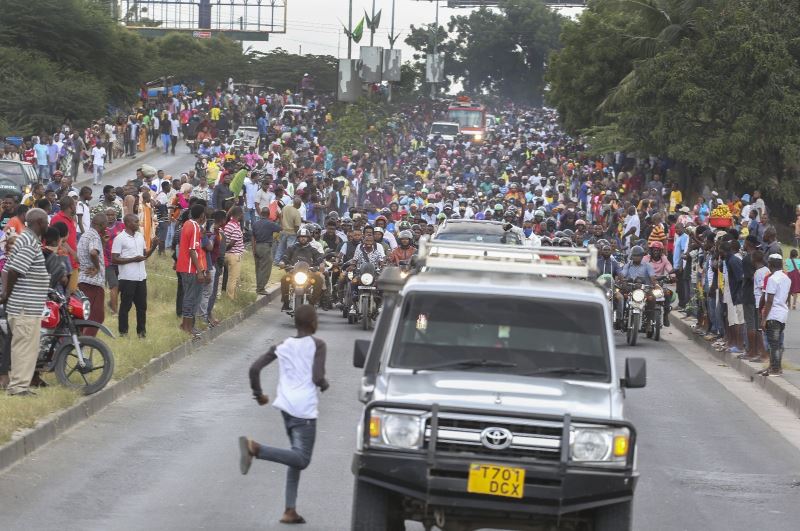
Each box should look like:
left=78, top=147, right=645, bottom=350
left=424, top=413, right=563, bottom=461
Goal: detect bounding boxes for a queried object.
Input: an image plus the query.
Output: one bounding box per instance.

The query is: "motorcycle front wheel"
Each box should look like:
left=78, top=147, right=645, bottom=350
left=361, top=297, right=371, bottom=331
left=54, top=337, right=115, bottom=395
left=627, top=314, right=640, bottom=346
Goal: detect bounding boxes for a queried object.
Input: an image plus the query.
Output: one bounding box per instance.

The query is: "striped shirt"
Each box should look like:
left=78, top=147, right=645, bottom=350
left=77, top=228, right=105, bottom=287
left=4, top=229, right=49, bottom=316
left=222, top=220, right=245, bottom=255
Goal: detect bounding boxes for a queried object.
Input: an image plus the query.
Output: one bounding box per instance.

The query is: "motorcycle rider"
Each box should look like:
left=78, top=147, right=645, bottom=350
left=278, top=228, right=324, bottom=311
left=614, top=245, right=655, bottom=329
left=388, top=230, right=416, bottom=266
left=642, top=240, right=675, bottom=326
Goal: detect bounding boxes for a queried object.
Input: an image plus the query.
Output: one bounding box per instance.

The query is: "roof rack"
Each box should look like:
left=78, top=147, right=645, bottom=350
left=417, top=238, right=598, bottom=278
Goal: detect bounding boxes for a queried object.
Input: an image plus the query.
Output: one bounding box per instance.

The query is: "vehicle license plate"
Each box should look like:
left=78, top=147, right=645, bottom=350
left=467, top=463, right=525, bottom=499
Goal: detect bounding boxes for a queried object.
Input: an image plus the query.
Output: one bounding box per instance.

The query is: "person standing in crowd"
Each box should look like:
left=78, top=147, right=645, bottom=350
left=176, top=204, right=209, bottom=336
left=91, top=140, right=106, bottom=186
left=223, top=206, right=245, bottom=299
left=76, top=213, right=108, bottom=336
left=75, top=186, right=92, bottom=238
left=104, top=208, right=125, bottom=315
left=51, top=196, right=79, bottom=293
left=275, top=196, right=302, bottom=263
left=252, top=207, right=281, bottom=295
left=170, top=113, right=180, bottom=156
left=112, top=214, right=158, bottom=338
left=240, top=305, right=329, bottom=525
left=0, top=209, right=50, bottom=395
left=761, top=254, right=791, bottom=376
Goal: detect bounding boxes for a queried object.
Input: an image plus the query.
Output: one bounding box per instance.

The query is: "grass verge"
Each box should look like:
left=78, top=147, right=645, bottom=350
left=0, top=250, right=279, bottom=445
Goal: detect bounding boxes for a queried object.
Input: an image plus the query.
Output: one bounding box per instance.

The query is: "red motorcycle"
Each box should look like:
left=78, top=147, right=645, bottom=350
left=0, top=289, right=114, bottom=395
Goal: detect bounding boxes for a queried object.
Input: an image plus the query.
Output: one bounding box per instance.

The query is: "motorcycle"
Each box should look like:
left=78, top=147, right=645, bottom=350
left=351, top=262, right=381, bottom=330
left=284, top=261, right=317, bottom=316
left=320, top=252, right=339, bottom=311
left=621, top=280, right=647, bottom=346
left=0, top=289, right=114, bottom=395
left=644, top=276, right=672, bottom=342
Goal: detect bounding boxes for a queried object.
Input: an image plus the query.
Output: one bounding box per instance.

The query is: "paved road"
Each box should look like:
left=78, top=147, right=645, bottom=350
left=1, top=306, right=800, bottom=531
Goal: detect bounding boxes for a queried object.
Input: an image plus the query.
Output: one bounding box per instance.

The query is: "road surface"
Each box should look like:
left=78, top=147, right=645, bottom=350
left=1, top=306, right=800, bottom=530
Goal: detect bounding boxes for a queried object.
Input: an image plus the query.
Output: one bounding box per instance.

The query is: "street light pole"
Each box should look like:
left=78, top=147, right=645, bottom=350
left=347, top=0, right=353, bottom=58
left=430, top=0, right=439, bottom=99
left=390, top=0, right=396, bottom=48
left=370, top=0, right=376, bottom=46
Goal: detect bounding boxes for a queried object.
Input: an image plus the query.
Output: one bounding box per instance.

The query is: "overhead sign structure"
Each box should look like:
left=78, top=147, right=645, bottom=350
left=338, top=59, right=362, bottom=102
left=359, top=46, right=384, bottom=84
left=382, top=48, right=402, bottom=82
left=426, top=52, right=445, bottom=83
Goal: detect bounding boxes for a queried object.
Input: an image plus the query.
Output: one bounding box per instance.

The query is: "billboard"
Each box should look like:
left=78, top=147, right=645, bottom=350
left=426, top=52, right=445, bottom=83
left=359, top=46, right=384, bottom=83
left=338, top=59, right=362, bottom=102
left=382, top=49, right=402, bottom=82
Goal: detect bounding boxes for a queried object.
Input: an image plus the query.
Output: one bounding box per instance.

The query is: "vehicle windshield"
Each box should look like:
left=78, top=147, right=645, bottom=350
left=434, top=231, right=522, bottom=245
left=447, top=109, right=484, bottom=128
left=0, top=162, right=26, bottom=186
left=390, top=293, right=609, bottom=380
left=431, top=124, right=459, bottom=136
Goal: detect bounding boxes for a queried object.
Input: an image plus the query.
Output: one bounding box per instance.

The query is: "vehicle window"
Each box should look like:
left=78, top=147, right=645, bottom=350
left=0, top=163, right=25, bottom=185
left=447, top=109, right=483, bottom=128
left=390, top=294, right=609, bottom=380
left=431, top=124, right=459, bottom=136
left=435, top=231, right=522, bottom=245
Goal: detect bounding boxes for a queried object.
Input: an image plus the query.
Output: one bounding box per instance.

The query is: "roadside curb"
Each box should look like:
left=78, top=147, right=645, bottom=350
left=0, top=285, right=281, bottom=473
left=672, top=315, right=800, bottom=418
left=73, top=148, right=161, bottom=188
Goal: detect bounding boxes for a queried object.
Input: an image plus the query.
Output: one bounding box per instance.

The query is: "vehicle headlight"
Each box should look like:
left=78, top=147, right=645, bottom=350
left=571, top=426, right=630, bottom=465
left=293, top=271, right=308, bottom=285
left=652, top=288, right=664, bottom=299
left=474, top=133, right=483, bottom=141
left=347, top=271, right=354, bottom=280
left=632, top=289, right=645, bottom=303
left=368, top=409, right=424, bottom=449
left=83, top=300, right=91, bottom=319
left=361, top=273, right=374, bottom=286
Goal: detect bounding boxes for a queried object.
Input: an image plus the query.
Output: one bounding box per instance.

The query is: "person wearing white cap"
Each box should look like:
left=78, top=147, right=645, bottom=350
left=761, top=253, right=791, bottom=375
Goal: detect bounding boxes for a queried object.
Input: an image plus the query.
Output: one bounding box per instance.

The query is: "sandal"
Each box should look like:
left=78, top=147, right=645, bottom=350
left=279, top=516, right=307, bottom=525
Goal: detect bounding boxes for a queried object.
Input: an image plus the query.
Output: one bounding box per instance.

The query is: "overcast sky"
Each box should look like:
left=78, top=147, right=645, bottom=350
left=251, top=1, right=581, bottom=61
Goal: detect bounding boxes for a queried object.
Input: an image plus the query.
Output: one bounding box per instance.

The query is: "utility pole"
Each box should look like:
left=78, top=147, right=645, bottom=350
left=430, top=0, right=439, bottom=99
left=389, top=0, right=396, bottom=48
left=369, top=0, right=376, bottom=46
left=347, top=0, right=353, bottom=58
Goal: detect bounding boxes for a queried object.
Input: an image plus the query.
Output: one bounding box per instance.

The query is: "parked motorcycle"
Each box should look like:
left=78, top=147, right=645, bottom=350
left=0, top=289, right=114, bottom=395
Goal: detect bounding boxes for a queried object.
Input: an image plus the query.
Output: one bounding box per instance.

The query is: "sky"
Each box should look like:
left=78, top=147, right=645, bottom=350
left=249, top=1, right=583, bottom=60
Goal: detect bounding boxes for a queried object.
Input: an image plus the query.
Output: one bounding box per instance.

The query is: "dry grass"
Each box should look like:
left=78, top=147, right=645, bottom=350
left=0, top=249, right=279, bottom=445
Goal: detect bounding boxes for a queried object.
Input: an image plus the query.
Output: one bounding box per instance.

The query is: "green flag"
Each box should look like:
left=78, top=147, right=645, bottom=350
left=352, top=16, right=365, bottom=43
left=229, top=168, right=247, bottom=197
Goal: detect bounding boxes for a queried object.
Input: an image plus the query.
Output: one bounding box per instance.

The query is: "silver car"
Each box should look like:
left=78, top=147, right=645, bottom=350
left=350, top=240, right=646, bottom=531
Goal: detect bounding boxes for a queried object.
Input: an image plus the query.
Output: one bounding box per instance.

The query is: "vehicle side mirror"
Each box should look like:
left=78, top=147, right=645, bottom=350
left=353, top=339, right=370, bottom=369
left=623, top=358, right=646, bottom=388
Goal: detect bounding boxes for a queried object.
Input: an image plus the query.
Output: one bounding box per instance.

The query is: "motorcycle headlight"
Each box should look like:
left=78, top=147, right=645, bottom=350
left=652, top=288, right=664, bottom=299
left=361, top=273, right=374, bottom=286
left=474, top=133, right=483, bottom=141
left=293, top=271, right=308, bottom=285
left=83, top=300, right=91, bottom=319
left=571, top=426, right=630, bottom=465
left=347, top=271, right=354, bottom=280
left=632, top=289, right=645, bottom=303
left=369, top=409, right=424, bottom=449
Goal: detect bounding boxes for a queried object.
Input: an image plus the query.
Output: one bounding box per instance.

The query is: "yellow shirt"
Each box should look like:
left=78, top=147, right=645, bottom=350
left=669, top=190, right=682, bottom=213
left=210, top=107, right=221, bottom=121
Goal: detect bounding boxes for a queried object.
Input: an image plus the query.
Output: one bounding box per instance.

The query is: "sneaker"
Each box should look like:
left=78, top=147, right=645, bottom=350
left=8, top=389, right=36, bottom=397
left=238, top=436, right=254, bottom=475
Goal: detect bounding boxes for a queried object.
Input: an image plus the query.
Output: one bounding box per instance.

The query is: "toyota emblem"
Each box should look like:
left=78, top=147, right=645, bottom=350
left=480, top=427, right=513, bottom=450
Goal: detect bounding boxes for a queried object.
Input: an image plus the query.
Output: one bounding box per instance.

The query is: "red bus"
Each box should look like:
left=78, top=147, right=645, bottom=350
left=447, top=97, right=487, bottom=142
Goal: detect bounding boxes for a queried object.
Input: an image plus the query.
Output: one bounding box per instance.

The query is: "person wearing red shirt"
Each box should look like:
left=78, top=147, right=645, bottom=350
left=50, top=196, right=79, bottom=292
left=176, top=204, right=209, bottom=335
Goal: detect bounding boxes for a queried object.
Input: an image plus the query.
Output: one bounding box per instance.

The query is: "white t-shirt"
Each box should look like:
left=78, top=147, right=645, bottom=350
left=272, top=336, right=321, bottom=419
left=754, top=266, right=769, bottom=305
left=92, top=146, right=106, bottom=167
left=624, top=214, right=640, bottom=248
left=170, top=118, right=180, bottom=136
left=765, top=270, right=791, bottom=323
left=111, top=231, right=147, bottom=281
left=76, top=200, right=90, bottom=234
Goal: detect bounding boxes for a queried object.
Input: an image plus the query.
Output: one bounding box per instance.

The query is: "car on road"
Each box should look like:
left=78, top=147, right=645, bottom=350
left=232, top=126, right=260, bottom=150
left=433, top=218, right=523, bottom=245
left=350, top=239, right=646, bottom=530
left=282, top=104, right=306, bottom=120
left=0, top=159, right=37, bottom=199
left=427, top=121, right=461, bottom=143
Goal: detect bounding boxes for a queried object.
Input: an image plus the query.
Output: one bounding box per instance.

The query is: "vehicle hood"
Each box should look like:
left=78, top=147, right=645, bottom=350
left=383, top=371, right=612, bottom=420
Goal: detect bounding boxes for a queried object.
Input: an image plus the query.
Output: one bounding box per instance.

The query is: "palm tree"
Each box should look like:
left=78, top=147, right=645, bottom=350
left=599, top=0, right=708, bottom=110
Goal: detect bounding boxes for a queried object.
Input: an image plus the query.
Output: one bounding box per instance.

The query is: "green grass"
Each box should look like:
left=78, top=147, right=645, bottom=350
left=0, top=250, right=278, bottom=445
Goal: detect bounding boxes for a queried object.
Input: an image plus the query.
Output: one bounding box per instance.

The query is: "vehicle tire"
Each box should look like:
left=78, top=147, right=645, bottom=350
left=53, top=336, right=115, bottom=395
left=645, top=320, right=653, bottom=339
left=593, top=500, right=632, bottom=531
left=627, top=314, right=640, bottom=346
left=653, top=319, right=661, bottom=342
left=361, top=297, right=371, bottom=331
left=294, top=293, right=304, bottom=311
left=351, top=478, right=404, bottom=531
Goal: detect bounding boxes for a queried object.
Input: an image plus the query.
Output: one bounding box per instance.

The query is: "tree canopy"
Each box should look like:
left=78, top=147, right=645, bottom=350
left=546, top=0, right=800, bottom=207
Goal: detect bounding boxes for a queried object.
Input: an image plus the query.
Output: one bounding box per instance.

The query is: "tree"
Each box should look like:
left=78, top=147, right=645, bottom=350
left=248, top=49, right=338, bottom=93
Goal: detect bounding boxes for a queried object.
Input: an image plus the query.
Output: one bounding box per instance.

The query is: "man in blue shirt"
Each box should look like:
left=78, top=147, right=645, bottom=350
left=672, top=222, right=690, bottom=308
left=34, top=137, right=49, bottom=182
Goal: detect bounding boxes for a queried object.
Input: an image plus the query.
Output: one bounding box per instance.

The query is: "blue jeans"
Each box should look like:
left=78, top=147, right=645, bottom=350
left=274, top=234, right=296, bottom=263
left=244, top=207, right=255, bottom=231
left=256, top=411, right=317, bottom=509
left=38, top=164, right=49, bottom=181
left=707, top=292, right=722, bottom=335
left=161, top=133, right=171, bottom=153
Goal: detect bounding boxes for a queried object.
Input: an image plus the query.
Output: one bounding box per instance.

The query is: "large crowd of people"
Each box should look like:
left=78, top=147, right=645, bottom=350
left=0, top=76, right=797, bottom=396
